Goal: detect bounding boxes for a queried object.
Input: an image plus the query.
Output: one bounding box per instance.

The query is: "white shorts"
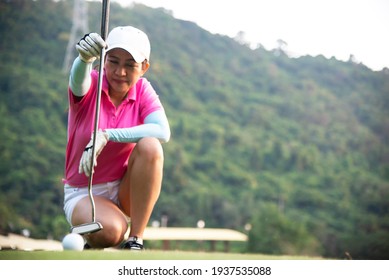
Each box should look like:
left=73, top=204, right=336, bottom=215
left=63, top=180, right=121, bottom=224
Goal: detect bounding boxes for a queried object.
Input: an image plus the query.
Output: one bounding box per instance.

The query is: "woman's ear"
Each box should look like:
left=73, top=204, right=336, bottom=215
left=142, top=61, right=150, bottom=75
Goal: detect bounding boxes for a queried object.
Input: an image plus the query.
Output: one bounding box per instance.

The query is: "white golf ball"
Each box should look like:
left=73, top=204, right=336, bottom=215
left=62, top=233, right=84, bottom=251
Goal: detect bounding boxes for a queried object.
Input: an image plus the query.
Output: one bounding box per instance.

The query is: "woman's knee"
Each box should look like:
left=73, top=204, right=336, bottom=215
left=134, top=137, right=164, bottom=161
left=86, top=218, right=127, bottom=247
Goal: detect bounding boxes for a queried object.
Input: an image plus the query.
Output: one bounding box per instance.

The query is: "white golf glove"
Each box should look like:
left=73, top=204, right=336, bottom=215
left=76, top=33, right=107, bottom=63
left=79, top=130, right=109, bottom=177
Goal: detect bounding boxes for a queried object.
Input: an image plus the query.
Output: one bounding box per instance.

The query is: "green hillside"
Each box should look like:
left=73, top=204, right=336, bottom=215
left=0, top=0, right=388, bottom=259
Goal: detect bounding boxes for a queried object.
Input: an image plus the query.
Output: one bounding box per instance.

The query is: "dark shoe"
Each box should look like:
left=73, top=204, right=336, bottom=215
left=122, top=236, right=144, bottom=251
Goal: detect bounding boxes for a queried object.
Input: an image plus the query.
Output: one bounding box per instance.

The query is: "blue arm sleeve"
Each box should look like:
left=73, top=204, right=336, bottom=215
left=69, top=56, right=93, bottom=97
left=104, top=110, right=171, bottom=143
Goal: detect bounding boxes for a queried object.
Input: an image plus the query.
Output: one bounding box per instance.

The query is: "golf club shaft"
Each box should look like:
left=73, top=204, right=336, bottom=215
left=88, top=0, right=110, bottom=223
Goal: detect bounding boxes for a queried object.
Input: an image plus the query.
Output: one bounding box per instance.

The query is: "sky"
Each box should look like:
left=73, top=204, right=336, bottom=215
left=109, top=0, right=389, bottom=71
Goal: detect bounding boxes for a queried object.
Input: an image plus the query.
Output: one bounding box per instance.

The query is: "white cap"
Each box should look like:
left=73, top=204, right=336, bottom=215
left=106, top=26, right=151, bottom=62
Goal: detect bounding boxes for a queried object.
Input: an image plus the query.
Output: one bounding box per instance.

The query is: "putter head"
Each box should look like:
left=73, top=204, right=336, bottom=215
left=70, top=222, right=103, bottom=235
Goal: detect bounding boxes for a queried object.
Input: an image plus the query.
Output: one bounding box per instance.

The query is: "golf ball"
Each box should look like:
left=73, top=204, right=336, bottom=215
left=62, top=233, right=84, bottom=251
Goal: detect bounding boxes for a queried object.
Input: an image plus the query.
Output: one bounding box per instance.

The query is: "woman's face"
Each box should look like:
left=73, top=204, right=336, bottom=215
left=105, top=48, right=149, bottom=96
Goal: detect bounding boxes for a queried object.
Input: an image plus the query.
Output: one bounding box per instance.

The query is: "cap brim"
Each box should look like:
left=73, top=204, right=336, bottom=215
left=106, top=45, right=146, bottom=63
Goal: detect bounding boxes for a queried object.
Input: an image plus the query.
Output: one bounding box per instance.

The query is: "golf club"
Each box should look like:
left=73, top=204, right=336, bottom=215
left=71, top=0, right=110, bottom=235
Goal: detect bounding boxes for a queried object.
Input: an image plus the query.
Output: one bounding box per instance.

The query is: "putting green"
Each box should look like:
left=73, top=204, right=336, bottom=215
left=0, top=250, right=326, bottom=260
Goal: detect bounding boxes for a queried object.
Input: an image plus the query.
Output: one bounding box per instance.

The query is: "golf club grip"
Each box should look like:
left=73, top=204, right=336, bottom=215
left=101, top=0, right=110, bottom=40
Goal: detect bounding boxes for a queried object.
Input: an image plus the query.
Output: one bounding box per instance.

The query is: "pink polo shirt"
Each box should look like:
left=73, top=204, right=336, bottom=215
left=63, top=70, right=163, bottom=187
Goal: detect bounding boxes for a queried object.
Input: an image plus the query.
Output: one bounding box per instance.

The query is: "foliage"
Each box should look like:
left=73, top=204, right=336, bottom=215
left=0, top=0, right=388, bottom=259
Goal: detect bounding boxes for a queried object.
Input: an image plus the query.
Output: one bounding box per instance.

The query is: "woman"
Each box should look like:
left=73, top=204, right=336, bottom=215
left=63, top=26, right=170, bottom=250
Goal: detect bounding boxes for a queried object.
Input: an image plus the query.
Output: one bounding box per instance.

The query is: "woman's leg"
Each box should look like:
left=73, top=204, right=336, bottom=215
left=71, top=195, right=129, bottom=248
left=118, top=137, right=164, bottom=239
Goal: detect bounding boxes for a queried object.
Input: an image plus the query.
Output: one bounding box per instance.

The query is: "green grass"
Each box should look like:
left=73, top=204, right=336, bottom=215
left=0, top=250, right=327, bottom=260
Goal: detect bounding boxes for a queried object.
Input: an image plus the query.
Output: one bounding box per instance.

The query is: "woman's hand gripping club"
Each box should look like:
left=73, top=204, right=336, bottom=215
left=79, top=130, right=109, bottom=177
